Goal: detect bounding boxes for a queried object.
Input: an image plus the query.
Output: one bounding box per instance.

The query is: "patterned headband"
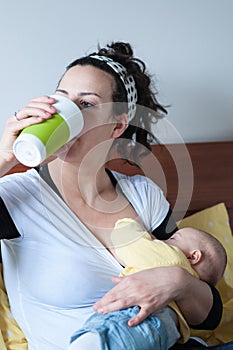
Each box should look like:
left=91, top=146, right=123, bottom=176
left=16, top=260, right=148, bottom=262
left=90, top=55, right=137, bottom=122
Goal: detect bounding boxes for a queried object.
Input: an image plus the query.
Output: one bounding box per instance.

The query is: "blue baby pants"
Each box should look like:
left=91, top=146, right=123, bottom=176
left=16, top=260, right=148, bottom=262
left=70, top=306, right=168, bottom=350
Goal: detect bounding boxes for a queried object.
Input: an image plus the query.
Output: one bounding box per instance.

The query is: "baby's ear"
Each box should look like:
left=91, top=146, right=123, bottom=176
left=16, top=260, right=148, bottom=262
left=187, top=249, right=202, bottom=265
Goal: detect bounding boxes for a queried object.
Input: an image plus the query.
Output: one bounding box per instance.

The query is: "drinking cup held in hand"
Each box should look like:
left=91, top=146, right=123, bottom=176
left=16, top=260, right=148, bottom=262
left=13, top=95, right=84, bottom=167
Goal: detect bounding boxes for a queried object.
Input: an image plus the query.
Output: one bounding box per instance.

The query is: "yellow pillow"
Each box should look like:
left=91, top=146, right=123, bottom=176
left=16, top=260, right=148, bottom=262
left=177, top=203, right=233, bottom=345
left=0, top=265, right=28, bottom=350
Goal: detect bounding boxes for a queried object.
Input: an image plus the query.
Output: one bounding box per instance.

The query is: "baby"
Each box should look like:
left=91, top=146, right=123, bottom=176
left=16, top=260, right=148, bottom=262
left=111, top=218, right=227, bottom=286
left=69, top=218, right=227, bottom=350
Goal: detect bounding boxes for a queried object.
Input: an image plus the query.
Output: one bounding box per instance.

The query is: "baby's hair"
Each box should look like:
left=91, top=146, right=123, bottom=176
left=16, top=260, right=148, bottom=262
left=197, top=230, right=227, bottom=285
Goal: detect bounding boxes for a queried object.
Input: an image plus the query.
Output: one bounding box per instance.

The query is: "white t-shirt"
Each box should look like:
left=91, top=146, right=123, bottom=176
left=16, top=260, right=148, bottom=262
left=0, top=169, right=169, bottom=350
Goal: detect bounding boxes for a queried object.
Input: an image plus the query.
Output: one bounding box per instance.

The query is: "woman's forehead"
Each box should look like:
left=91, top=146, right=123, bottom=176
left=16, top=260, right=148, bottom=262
left=62, top=65, right=115, bottom=88
left=58, top=65, right=115, bottom=103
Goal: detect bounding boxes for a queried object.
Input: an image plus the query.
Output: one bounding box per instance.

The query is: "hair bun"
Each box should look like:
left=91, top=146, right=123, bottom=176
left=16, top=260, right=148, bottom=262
left=98, top=42, right=133, bottom=59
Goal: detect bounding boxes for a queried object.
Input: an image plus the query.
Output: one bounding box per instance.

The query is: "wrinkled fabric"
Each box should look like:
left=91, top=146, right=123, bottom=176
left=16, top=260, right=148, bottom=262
left=70, top=306, right=168, bottom=350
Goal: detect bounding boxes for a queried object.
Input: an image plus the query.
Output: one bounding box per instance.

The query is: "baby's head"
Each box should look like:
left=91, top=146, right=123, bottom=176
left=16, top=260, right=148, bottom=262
left=165, top=228, right=227, bottom=285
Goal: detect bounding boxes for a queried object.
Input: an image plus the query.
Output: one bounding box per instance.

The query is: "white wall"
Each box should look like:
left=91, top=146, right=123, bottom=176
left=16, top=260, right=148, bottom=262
left=0, top=0, right=232, bottom=143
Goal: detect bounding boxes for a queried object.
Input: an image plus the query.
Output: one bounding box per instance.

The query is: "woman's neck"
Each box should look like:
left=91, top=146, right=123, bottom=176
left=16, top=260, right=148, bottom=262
left=47, top=158, right=116, bottom=206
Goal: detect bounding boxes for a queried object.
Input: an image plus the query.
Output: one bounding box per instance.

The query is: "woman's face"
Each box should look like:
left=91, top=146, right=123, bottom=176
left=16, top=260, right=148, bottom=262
left=53, top=64, right=126, bottom=161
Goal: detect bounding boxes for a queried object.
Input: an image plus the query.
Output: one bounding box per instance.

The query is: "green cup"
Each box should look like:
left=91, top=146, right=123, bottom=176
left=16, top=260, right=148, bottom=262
left=13, top=95, right=84, bottom=167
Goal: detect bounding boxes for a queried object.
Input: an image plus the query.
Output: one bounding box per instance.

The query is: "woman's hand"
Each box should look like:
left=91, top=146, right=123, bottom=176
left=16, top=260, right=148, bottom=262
left=0, top=96, right=56, bottom=175
left=93, top=266, right=213, bottom=327
left=94, top=267, right=180, bottom=326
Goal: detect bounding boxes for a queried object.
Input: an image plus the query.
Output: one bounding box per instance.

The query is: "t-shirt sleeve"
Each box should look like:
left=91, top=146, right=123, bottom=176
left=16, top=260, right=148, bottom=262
left=0, top=197, right=20, bottom=239
left=145, top=177, right=171, bottom=232
left=127, top=175, right=174, bottom=235
left=112, top=172, right=171, bottom=233
left=152, top=208, right=178, bottom=239
left=190, top=284, right=223, bottom=330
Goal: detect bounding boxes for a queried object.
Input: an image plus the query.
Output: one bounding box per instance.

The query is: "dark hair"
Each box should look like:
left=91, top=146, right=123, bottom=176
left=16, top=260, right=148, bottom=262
left=65, top=42, right=167, bottom=164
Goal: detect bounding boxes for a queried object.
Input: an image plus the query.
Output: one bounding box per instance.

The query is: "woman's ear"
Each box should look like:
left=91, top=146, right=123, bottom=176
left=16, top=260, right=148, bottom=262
left=111, top=113, right=128, bottom=139
left=187, top=249, right=202, bottom=266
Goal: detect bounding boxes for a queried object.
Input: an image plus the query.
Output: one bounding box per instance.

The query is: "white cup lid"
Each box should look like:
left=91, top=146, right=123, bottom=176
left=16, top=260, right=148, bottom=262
left=13, top=134, right=47, bottom=167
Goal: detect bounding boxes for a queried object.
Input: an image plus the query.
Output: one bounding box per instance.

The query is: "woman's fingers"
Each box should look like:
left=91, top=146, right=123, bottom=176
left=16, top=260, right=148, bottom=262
left=15, top=95, right=57, bottom=121
left=0, top=96, right=57, bottom=165
left=9, top=114, right=47, bottom=132
left=27, top=95, right=56, bottom=106
left=93, top=275, right=157, bottom=326
left=127, top=304, right=152, bottom=326
left=93, top=276, right=134, bottom=313
left=14, top=109, right=51, bottom=122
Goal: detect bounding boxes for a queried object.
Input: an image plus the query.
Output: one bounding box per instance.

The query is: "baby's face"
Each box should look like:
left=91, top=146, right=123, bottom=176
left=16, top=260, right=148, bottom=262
left=164, top=229, right=199, bottom=256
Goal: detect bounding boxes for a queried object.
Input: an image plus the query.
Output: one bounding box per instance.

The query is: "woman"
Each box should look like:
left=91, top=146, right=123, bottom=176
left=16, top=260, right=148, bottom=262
left=0, top=42, right=222, bottom=350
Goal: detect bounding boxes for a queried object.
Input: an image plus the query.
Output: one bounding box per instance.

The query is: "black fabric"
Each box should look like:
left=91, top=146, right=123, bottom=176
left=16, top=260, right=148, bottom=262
left=37, top=165, right=62, bottom=198
left=151, top=208, right=178, bottom=239
left=170, top=338, right=206, bottom=349
left=170, top=340, right=233, bottom=350
left=0, top=197, right=20, bottom=240
left=190, top=284, right=223, bottom=330
left=105, top=168, right=118, bottom=187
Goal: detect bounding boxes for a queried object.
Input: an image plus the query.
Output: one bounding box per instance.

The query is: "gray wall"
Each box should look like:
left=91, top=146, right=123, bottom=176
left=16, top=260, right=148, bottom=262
left=0, top=0, right=232, bottom=143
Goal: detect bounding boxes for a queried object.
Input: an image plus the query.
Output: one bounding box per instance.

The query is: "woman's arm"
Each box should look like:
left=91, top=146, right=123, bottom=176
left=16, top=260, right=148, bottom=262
left=170, top=267, right=214, bottom=326
left=93, top=266, right=220, bottom=328
left=0, top=116, right=20, bottom=177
